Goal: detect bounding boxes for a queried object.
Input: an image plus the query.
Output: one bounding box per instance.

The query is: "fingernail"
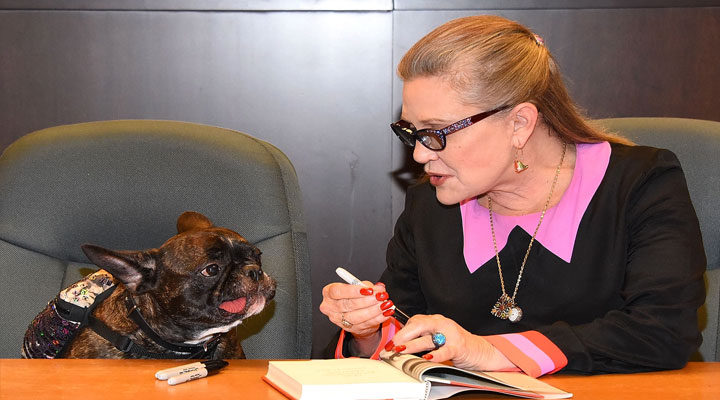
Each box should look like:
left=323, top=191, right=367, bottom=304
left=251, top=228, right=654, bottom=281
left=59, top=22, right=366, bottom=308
left=394, top=345, right=406, bottom=352
left=380, top=300, right=394, bottom=310
left=384, top=341, right=395, bottom=352
left=382, top=309, right=395, bottom=317
left=375, top=282, right=386, bottom=287
left=422, top=354, right=433, bottom=360
left=360, top=287, right=373, bottom=296
left=376, top=292, right=389, bottom=301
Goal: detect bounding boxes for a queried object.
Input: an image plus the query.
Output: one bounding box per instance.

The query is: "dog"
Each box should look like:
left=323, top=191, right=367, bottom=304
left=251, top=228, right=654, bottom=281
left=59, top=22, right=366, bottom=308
left=23, top=211, right=276, bottom=359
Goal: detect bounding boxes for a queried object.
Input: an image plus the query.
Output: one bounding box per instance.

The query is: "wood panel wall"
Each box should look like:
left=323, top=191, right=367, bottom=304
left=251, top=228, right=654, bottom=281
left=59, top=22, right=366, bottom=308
left=1, top=0, right=718, bottom=357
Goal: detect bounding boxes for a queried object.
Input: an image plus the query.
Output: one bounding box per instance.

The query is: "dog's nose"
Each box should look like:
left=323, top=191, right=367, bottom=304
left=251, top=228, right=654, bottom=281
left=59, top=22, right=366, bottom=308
left=243, top=264, right=262, bottom=282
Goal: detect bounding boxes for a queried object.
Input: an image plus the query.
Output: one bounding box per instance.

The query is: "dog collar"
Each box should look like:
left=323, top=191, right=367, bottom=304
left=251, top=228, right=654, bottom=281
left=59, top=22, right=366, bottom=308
left=122, top=295, right=222, bottom=356
left=84, top=295, right=221, bottom=359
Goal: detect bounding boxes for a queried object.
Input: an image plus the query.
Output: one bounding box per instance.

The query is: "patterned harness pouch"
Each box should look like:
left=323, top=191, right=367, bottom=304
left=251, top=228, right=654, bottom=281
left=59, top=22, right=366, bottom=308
left=22, top=270, right=116, bottom=358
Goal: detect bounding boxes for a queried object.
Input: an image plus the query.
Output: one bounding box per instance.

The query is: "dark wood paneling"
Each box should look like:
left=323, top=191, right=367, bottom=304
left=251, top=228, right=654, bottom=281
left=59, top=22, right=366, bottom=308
left=1, top=2, right=717, bottom=357
left=395, top=0, right=720, bottom=10
left=0, top=9, right=394, bottom=358
left=0, top=0, right=392, bottom=11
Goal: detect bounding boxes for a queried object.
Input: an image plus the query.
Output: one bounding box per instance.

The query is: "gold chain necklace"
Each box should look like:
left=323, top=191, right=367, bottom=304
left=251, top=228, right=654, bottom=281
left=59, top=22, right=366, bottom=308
left=489, top=142, right=567, bottom=323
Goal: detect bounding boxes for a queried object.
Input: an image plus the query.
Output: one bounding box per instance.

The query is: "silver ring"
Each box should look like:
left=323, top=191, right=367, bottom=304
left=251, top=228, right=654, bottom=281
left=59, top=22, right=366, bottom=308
left=341, top=313, right=353, bottom=329
left=431, top=332, right=446, bottom=349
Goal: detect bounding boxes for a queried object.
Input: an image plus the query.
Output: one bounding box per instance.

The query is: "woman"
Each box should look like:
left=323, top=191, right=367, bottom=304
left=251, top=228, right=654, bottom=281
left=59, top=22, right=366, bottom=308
left=319, top=15, right=705, bottom=376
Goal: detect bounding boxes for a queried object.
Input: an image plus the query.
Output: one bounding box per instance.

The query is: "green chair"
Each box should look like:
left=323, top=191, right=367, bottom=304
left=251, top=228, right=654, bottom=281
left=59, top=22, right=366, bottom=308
left=597, top=117, right=720, bottom=362
left=0, top=120, right=311, bottom=358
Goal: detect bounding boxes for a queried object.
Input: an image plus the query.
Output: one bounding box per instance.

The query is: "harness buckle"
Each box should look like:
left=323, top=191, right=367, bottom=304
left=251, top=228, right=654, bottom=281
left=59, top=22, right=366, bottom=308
left=116, top=336, right=133, bottom=353
left=125, top=297, right=138, bottom=317
left=203, top=334, right=221, bottom=353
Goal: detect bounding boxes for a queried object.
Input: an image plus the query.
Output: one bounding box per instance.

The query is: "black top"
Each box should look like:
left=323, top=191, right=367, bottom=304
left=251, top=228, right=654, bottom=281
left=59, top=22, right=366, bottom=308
left=380, top=143, right=706, bottom=374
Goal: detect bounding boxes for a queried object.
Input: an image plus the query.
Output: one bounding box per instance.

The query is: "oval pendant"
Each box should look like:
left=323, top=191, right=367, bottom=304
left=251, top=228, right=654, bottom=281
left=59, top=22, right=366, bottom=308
left=508, top=306, right=523, bottom=323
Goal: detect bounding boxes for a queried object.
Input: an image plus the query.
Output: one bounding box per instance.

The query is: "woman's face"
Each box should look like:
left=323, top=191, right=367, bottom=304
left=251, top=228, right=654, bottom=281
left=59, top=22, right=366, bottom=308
left=401, top=76, right=513, bottom=205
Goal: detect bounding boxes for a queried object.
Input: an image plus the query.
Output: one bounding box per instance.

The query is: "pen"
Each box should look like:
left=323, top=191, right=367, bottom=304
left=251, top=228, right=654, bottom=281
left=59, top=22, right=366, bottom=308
left=155, top=361, right=204, bottom=380
left=335, top=267, right=411, bottom=324
left=155, top=359, right=226, bottom=380
left=166, top=359, right=229, bottom=386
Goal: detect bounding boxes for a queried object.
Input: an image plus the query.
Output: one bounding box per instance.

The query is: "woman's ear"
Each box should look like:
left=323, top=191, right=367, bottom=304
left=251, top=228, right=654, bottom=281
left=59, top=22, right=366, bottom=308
left=510, top=102, right=539, bottom=149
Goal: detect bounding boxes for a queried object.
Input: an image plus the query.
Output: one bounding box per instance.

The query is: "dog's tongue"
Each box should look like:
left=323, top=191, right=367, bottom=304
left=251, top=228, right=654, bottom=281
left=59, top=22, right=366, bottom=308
left=219, top=297, right=247, bottom=314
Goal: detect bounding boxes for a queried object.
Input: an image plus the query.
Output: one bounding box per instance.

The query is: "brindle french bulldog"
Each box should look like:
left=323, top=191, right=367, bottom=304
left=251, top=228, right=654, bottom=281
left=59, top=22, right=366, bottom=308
left=26, top=211, right=276, bottom=359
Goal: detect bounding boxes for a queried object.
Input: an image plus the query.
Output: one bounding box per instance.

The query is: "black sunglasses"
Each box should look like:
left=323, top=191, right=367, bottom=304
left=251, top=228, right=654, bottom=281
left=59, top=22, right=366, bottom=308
left=390, top=105, right=509, bottom=151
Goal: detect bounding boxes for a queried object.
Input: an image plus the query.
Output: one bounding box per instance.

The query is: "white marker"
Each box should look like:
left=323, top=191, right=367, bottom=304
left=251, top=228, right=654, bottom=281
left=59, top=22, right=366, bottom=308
left=167, top=368, right=209, bottom=385
left=335, top=267, right=364, bottom=286
left=166, top=360, right=228, bottom=385
left=155, top=362, right=203, bottom=380
left=335, top=267, right=411, bottom=324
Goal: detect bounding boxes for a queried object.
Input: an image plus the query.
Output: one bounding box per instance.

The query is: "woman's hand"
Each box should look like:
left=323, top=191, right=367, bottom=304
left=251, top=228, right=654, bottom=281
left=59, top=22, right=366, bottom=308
left=387, top=314, right=515, bottom=371
left=319, top=281, right=396, bottom=353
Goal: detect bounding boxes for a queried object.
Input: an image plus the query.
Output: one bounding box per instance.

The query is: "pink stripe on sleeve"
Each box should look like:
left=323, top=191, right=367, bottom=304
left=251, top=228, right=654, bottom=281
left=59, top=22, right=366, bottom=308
left=500, top=333, right=557, bottom=376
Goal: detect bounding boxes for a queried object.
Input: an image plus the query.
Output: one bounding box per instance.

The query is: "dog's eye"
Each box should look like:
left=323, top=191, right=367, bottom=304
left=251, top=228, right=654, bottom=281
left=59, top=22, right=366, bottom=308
left=201, top=264, right=220, bottom=277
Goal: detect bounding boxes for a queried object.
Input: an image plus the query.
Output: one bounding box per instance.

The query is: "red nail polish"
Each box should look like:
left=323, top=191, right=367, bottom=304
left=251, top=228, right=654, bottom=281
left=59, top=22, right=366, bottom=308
left=376, top=292, right=389, bottom=301
left=382, top=308, right=395, bottom=317
left=384, top=341, right=395, bottom=352
left=394, top=345, right=406, bottom=352
left=380, top=300, right=394, bottom=310
left=360, top=287, right=373, bottom=296
left=423, top=354, right=433, bottom=360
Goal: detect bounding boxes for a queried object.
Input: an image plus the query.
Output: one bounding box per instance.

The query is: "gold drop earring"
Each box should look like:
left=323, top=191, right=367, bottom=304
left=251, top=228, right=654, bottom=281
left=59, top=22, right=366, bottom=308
left=513, top=147, right=529, bottom=173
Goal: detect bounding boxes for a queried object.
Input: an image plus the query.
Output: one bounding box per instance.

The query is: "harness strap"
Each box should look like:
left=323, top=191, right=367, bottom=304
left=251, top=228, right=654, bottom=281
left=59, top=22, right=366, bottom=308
left=87, top=316, right=213, bottom=359
left=123, top=295, right=220, bottom=355
left=85, top=294, right=221, bottom=359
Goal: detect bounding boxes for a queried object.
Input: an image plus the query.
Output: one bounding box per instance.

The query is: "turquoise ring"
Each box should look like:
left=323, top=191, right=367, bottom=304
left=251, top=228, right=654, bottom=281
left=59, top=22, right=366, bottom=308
left=431, top=332, right=446, bottom=349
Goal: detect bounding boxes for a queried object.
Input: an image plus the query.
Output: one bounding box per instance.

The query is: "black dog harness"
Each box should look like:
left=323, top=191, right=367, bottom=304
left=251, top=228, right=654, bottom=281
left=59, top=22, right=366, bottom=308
left=22, top=270, right=220, bottom=359
left=87, top=293, right=221, bottom=359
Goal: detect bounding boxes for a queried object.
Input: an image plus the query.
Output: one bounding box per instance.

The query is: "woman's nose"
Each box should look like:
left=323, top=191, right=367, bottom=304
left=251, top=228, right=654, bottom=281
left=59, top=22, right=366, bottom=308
left=413, top=143, right=438, bottom=164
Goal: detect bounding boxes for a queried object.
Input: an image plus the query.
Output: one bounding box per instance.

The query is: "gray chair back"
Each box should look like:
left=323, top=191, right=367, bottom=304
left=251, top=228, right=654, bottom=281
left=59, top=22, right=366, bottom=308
left=0, top=120, right=311, bottom=359
left=597, top=117, right=720, bottom=361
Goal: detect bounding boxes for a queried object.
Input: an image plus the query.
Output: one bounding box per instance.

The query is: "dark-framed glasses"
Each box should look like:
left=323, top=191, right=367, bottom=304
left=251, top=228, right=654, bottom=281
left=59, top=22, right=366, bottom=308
left=390, top=105, right=509, bottom=151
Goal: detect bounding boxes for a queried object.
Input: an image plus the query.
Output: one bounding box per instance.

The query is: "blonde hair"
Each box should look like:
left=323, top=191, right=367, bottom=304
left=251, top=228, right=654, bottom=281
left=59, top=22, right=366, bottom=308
left=397, top=15, right=631, bottom=145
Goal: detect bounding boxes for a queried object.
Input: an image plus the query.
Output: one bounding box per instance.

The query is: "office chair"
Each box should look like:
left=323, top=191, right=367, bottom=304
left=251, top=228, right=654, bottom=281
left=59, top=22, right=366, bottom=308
left=597, top=117, right=720, bottom=362
left=0, top=120, right=311, bottom=359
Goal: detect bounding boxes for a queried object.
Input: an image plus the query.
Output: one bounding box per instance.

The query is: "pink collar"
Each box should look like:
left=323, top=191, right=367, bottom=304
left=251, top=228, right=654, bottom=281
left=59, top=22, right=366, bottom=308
left=459, top=142, right=611, bottom=273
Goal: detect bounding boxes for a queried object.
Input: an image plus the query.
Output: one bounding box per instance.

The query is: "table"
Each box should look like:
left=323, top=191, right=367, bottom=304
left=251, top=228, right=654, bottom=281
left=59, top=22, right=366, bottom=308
left=0, top=359, right=718, bottom=399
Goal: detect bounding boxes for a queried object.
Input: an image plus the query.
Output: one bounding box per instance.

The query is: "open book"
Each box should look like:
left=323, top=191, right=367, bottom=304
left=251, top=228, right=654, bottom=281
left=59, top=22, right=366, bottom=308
left=264, top=351, right=572, bottom=400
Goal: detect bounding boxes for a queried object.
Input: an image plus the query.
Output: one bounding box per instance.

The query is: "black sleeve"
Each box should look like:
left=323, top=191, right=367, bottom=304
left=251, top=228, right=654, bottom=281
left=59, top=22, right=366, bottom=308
left=539, top=149, right=706, bottom=373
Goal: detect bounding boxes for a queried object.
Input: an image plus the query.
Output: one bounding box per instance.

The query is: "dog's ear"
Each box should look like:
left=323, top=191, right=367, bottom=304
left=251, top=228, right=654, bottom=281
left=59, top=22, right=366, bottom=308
left=176, top=211, right=214, bottom=233
left=81, top=244, right=159, bottom=294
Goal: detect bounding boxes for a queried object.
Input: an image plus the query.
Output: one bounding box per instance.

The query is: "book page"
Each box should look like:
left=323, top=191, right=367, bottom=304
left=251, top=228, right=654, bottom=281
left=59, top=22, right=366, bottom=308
left=483, top=372, right=571, bottom=397
left=379, top=351, right=571, bottom=399
left=380, top=351, right=440, bottom=380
